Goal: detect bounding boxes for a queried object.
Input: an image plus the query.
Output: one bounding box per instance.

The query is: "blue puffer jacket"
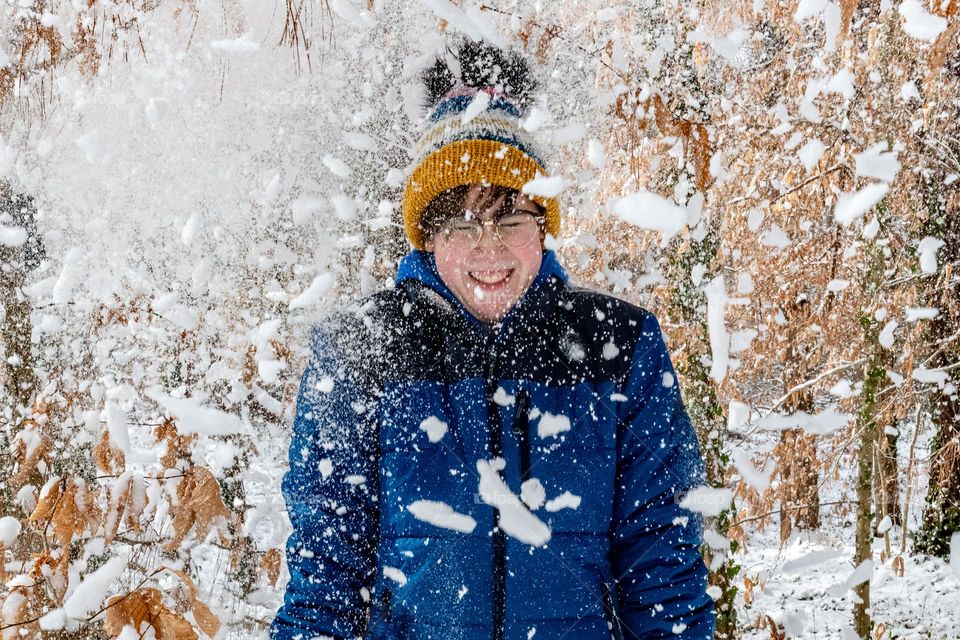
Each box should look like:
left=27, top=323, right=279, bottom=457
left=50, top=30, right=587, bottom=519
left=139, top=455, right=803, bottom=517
left=271, top=250, right=714, bottom=640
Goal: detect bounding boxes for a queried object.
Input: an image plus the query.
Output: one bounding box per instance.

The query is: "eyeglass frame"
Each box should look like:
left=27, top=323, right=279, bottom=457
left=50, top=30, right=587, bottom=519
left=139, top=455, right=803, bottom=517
left=435, top=210, right=546, bottom=249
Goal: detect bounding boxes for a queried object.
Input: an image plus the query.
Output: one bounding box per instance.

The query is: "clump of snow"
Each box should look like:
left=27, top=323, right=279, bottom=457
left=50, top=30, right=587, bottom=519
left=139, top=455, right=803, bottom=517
left=0, top=224, right=27, bottom=246
left=680, top=486, right=733, bottom=517
left=587, top=138, right=606, bottom=168
left=797, top=139, right=826, bottom=172
left=419, top=416, right=448, bottom=443
left=63, top=555, right=127, bottom=619
left=520, top=478, right=546, bottom=510
left=917, top=236, right=945, bottom=274
left=289, top=273, right=335, bottom=310
left=898, top=0, right=947, bottom=41
left=0, top=516, right=22, bottom=547
left=461, top=91, right=491, bottom=125
left=145, top=388, right=251, bottom=436
left=853, top=144, right=901, bottom=182
left=383, top=566, right=407, bottom=586
left=731, top=448, right=771, bottom=491
left=476, top=458, right=551, bottom=547
left=612, top=191, right=686, bottom=243
left=492, top=387, right=515, bottom=406
left=704, top=276, right=730, bottom=383
left=833, top=183, right=889, bottom=225
left=408, top=500, right=477, bottom=533
left=536, top=412, right=570, bottom=438
left=544, top=491, right=581, bottom=512
left=521, top=174, right=569, bottom=198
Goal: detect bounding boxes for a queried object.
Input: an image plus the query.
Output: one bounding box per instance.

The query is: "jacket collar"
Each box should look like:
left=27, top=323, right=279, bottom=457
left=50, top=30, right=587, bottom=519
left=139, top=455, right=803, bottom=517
left=395, top=249, right=568, bottom=334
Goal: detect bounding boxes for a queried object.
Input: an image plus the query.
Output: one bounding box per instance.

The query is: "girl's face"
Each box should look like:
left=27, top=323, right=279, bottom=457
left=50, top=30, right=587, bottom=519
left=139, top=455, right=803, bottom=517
left=425, top=185, right=544, bottom=324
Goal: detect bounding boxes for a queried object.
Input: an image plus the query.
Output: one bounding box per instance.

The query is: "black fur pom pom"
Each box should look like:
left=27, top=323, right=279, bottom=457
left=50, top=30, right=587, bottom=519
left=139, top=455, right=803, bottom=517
left=422, top=40, right=535, bottom=111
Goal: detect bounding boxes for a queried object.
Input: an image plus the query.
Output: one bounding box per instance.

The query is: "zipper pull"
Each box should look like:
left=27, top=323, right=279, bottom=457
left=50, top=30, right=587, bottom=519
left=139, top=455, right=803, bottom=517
left=512, top=389, right=529, bottom=437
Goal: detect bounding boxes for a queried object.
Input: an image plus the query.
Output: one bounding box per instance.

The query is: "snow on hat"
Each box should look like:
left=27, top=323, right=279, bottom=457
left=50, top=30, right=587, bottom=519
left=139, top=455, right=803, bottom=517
left=401, top=41, right=560, bottom=250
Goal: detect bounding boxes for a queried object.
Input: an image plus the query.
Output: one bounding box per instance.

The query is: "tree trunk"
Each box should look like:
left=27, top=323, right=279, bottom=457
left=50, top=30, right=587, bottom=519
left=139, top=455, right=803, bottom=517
left=914, top=176, right=960, bottom=557
left=852, top=237, right=886, bottom=639
left=0, top=185, right=43, bottom=517
left=666, top=216, right=738, bottom=640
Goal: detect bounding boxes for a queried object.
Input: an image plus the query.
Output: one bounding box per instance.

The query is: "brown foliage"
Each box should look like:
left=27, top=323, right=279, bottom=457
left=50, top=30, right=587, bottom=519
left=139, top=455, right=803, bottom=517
left=103, top=588, right=197, bottom=640
left=154, top=420, right=198, bottom=469
left=27, top=477, right=98, bottom=549
left=260, top=548, right=283, bottom=586
left=164, top=467, right=233, bottom=551
left=94, top=429, right=126, bottom=475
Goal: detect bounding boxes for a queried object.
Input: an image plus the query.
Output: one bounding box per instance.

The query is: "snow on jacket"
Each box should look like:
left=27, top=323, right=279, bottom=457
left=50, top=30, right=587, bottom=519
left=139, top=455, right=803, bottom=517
left=270, top=249, right=715, bottom=640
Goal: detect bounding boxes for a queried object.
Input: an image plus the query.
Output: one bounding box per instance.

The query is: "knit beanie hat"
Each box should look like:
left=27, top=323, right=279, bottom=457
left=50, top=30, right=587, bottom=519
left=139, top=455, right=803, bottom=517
left=401, top=42, right=561, bottom=250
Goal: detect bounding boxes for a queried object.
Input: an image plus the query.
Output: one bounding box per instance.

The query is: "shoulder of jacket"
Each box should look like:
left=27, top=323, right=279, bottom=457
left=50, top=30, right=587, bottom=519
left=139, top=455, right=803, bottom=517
left=558, top=284, right=658, bottom=336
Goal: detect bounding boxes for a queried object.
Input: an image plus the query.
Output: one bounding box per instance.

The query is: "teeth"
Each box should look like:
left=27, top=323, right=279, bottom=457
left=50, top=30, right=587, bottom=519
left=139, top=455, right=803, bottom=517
left=469, top=269, right=512, bottom=284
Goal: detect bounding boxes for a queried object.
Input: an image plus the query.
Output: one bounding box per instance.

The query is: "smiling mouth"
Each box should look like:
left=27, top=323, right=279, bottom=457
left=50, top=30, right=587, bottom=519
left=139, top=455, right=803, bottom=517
left=468, top=269, right=514, bottom=286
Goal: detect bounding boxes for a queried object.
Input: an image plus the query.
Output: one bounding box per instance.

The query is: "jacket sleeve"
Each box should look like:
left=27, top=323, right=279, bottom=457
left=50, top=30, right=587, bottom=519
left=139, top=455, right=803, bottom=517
left=270, top=324, right=380, bottom=640
left=610, top=311, right=715, bottom=639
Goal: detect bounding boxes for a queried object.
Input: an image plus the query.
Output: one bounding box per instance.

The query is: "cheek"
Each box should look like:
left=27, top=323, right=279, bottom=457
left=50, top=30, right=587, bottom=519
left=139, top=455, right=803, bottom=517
left=513, top=245, right=543, bottom=281
left=433, top=245, right=467, bottom=281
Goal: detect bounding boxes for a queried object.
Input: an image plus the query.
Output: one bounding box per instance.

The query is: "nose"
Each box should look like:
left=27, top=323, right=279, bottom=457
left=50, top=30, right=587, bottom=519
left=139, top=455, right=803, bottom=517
left=473, top=220, right=502, bottom=250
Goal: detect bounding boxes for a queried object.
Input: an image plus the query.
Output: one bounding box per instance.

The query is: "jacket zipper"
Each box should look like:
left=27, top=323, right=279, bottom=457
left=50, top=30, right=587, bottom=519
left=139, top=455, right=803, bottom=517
left=601, top=581, right=625, bottom=640
left=513, top=388, right=531, bottom=482
left=484, top=337, right=506, bottom=640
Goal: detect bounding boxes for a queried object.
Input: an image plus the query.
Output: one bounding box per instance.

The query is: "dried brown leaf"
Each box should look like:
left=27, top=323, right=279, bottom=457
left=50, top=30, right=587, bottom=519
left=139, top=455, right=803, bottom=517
left=260, top=548, right=283, bottom=586
left=94, top=429, right=126, bottom=475
left=164, top=467, right=232, bottom=551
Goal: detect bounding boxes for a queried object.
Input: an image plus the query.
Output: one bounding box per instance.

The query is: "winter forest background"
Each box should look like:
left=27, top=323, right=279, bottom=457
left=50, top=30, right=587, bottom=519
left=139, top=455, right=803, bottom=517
left=0, top=0, right=958, bottom=638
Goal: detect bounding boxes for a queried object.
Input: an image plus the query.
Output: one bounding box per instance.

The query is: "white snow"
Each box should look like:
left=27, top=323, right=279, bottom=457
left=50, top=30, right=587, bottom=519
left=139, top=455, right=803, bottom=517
left=917, top=236, right=945, bottom=274
left=407, top=499, right=477, bottom=533
left=830, top=559, right=874, bottom=595
left=421, top=0, right=482, bottom=40
left=731, top=448, right=771, bottom=491
left=602, top=341, right=620, bottom=360
left=612, top=191, right=686, bottom=243
left=797, top=139, right=826, bottom=172
left=544, top=491, right=581, bottom=512
left=492, top=387, right=515, bottom=406
left=210, top=32, right=259, bottom=53
left=587, top=138, right=607, bottom=168
left=322, top=154, right=353, bottom=179
left=318, top=458, right=333, bottom=480
left=853, top=144, right=901, bottom=182
left=461, top=91, right=491, bottom=125
left=145, top=387, right=251, bottom=436
left=679, top=486, right=733, bottom=517
left=105, top=401, right=130, bottom=454
left=383, top=566, right=407, bottom=586
left=521, top=107, right=551, bottom=132
left=0, top=224, right=26, bottom=246
left=476, top=458, right=551, bottom=547
left=757, top=408, right=852, bottom=435
left=898, top=0, right=948, bottom=41
left=63, top=555, right=127, bottom=619
left=520, top=478, right=546, bottom=510
left=289, top=273, right=335, bottom=310
left=0, top=516, right=22, bottom=547
left=833, top=183, right=889, bottom=225
left=905, top=306, right=940, bottom=321
left=521, top=174, right=569, bottom=198
left=704, top=275, right=730, bottom=383
left=536, top=412, right=571, bottom=438
left=418, top=416, right=448, bottom=443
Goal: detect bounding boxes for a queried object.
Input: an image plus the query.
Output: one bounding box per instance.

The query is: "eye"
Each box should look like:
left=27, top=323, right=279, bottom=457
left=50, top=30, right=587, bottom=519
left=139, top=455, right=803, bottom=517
left=448, top=220, right=478, bottom=233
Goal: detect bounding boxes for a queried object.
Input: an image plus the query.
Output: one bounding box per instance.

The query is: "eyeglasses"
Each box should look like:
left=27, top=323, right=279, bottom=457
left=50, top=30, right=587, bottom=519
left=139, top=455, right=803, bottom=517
left=438, top=212, right=543, bottom=248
